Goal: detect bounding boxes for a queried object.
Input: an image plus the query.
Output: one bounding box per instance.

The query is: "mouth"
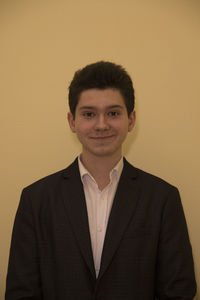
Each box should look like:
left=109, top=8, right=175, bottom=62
left=90, top=135, right=115, bottom=140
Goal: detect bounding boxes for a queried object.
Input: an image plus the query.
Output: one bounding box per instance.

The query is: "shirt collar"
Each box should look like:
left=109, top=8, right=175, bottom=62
left=78, top=156, right=124, bottom=184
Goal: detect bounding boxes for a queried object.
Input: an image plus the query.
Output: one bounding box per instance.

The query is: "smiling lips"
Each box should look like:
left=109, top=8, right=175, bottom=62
left=90, top=135, right=115, bottom=140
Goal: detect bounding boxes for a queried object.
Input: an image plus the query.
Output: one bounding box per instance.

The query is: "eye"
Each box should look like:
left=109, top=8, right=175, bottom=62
left=82, top=112, right=95, bottom=118
left=107, top=111, right=119, bottom=117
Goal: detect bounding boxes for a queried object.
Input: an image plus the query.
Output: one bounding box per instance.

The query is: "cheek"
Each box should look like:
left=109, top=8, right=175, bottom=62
left=75, top=123, right=91, bottom=136
left=113, top=121, right=129, bottom=132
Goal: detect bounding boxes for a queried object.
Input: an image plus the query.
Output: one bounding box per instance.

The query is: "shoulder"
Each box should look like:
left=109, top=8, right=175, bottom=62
left=123, top=158, right=179, bottom=193
left=123, top=159, right=182, bottom=212
left=22, top=158, right=79, bottom=195
left=15, top=158, right=80, bottom=213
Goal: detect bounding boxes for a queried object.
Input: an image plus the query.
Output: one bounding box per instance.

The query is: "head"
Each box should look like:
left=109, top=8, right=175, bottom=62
left=68, top=61, right=135, bottom=118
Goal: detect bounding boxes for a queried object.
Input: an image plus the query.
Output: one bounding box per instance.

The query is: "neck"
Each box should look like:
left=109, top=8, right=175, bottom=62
left=80, top=152, right=122, bottom=190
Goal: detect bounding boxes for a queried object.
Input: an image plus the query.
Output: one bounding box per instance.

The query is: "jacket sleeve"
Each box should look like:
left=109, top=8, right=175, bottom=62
left=155, top=187, right=196, bottom=299
left=5, top=189, right=42, bottom=300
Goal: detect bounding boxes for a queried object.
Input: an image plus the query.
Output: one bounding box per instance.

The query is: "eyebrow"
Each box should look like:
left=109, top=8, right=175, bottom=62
left=78, top=105, right=124, bottom=110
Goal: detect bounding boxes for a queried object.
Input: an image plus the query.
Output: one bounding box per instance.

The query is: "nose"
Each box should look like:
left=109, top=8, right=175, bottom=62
left=94, top=115, right=109, bottom=131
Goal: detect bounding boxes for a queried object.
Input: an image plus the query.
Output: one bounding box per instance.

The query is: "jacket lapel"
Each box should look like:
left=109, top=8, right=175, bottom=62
left=98, top=159, right=140, bottom=279
left=60, top=158, right=140, bottom=280
left=61, top=159, right=96, bottom=279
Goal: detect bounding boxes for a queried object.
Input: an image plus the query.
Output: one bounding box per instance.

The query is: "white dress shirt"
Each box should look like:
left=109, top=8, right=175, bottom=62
left=78, top=157, right=123, bottom=277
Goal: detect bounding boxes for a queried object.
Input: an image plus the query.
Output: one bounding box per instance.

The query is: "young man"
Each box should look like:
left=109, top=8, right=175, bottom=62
left=6, top=61, right=196, bottom=299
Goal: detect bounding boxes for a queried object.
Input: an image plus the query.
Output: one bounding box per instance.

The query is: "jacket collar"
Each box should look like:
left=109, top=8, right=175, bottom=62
left=62, top=157, right=138, bottom=180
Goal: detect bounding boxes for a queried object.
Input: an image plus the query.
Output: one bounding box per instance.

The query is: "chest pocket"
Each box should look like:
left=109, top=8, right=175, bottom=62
left=122, top=224, right=152, bottom=239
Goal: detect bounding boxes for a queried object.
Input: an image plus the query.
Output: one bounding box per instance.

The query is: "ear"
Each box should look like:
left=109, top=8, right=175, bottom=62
left=67, top=112, right=76, bottom=133
left=128, top=110, right=136, bottom=132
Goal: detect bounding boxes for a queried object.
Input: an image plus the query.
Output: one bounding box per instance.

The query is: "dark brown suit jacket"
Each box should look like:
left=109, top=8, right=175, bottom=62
left=6, top=158, right=196, bottom=299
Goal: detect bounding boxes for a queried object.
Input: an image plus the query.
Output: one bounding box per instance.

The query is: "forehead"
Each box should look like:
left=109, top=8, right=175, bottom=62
left=77, top=88, right=126, bottom=109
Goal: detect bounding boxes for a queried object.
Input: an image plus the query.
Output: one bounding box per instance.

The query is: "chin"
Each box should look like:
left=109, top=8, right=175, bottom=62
left=91, top=147, right=119, bottom=157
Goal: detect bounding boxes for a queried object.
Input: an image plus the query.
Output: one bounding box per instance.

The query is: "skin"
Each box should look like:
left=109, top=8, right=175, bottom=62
left=68, top=88, right=135, bottom=189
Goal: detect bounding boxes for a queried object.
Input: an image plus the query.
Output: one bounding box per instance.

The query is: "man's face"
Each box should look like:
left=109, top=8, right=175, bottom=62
left=68, top=88, right=135, bottom=160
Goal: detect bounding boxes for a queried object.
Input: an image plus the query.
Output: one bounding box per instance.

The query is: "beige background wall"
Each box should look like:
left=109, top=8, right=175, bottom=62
left=1, top=0, right=199, bottom=298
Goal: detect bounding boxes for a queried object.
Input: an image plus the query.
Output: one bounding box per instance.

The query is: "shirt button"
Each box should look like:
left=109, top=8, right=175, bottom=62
left=97, top=227, right=102, bottom=232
